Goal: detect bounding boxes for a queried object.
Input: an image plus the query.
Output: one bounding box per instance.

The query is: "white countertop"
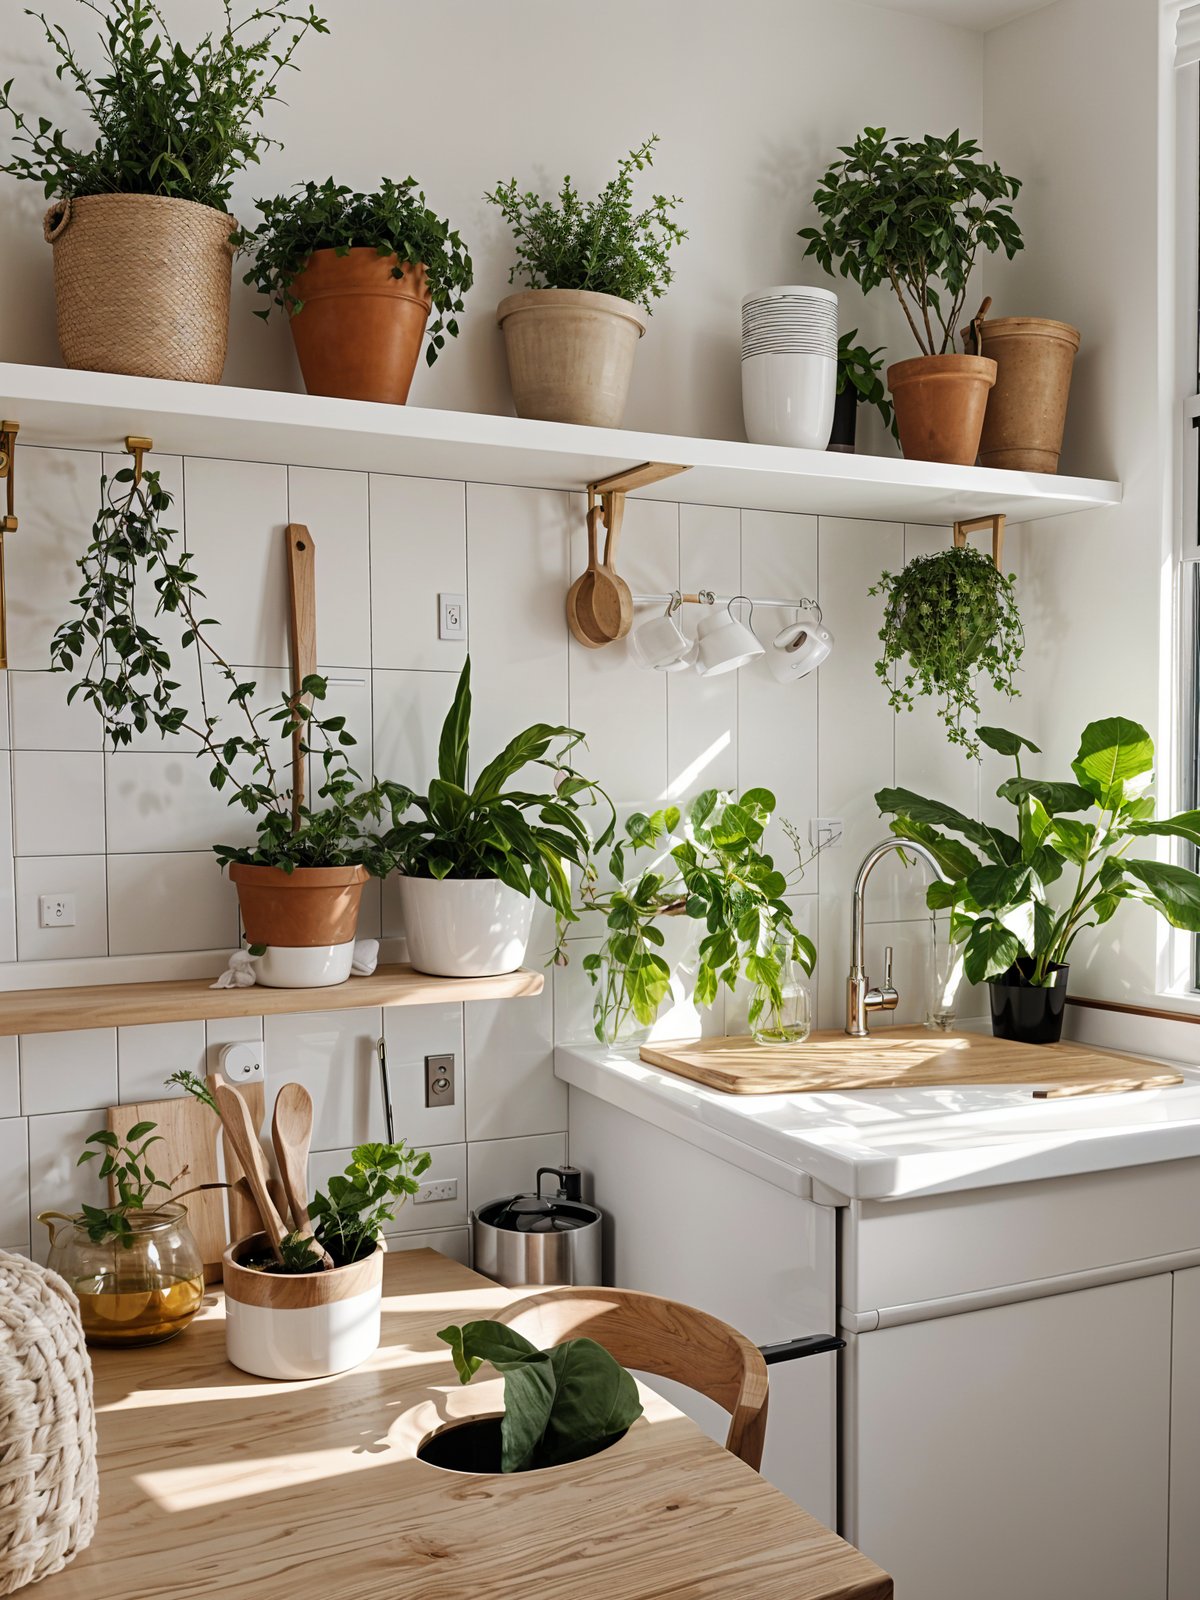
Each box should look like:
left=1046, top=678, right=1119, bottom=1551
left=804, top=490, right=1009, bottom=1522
left=554, top=1038, right=1200, bottom=1201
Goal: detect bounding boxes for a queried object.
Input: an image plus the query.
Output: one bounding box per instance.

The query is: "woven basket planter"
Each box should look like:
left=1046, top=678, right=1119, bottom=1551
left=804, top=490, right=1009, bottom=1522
left=43, top=193, right=236, bottom=384
left=0, top=1251, right=98, bottom=1593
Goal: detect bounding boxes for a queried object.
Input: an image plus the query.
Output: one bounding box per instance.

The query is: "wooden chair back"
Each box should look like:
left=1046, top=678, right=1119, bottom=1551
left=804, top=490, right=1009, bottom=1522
left=495, top=1284, right=769, bottom=1471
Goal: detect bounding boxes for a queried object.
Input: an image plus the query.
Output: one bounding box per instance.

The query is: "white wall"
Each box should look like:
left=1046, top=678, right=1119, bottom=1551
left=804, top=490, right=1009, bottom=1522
left=0, top=0, right=982, bottom=441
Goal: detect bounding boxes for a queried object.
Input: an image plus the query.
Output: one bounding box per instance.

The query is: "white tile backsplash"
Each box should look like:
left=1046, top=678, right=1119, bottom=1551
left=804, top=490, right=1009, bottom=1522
left=0, top=1117, right=29, bottom=1250
left=20, top=1027, right=117, bottom=1116
left=27, top=1109, right=108, bottom=1264
left=105, top=751, right=251, bottom=855
left=15, top=854, right=107, bottom=960
left=13, top=750, right=105, bottom=856
left=369, top=475, right=466, bottom=672
left=465, top=983, right=562, bottom=1142
left=262, top=1007, right=384, bottom=1151
left=108, top=852, right=238, bottom=956
left=117, top=1020, right=207, bottom=1103
left=184, top=458, right=290, bottom=668
left=467, top=1133, right=568, bottom=1216
left=287, top=466, right=372, bottom=670
left=9, top=671, right=103, bottom=751
left=381, top=1002, right=465, bottom=1149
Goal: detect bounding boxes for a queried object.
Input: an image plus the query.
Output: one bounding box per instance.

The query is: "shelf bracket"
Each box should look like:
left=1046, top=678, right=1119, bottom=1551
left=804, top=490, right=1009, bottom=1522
left=570, top=462, right=690, bottom=648
left=0, top=420, right=18, bottom=670
left=953, top=513, right=1006, bottom=571
left=125, top=434, right=153, bottom=486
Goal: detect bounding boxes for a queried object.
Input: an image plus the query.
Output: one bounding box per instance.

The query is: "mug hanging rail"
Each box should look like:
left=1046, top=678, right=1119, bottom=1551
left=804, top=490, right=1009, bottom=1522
left=632, top=590, right=821, bottom=613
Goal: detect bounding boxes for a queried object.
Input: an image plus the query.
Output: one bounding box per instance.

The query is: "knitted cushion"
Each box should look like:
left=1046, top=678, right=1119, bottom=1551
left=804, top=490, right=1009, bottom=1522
left=0, top=1253, right=98, bottom=1593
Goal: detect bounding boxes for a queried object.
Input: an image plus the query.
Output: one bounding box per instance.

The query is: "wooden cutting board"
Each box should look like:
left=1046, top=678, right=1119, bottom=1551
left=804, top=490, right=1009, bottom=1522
left=638, top=1028, right=1187, bottom=1099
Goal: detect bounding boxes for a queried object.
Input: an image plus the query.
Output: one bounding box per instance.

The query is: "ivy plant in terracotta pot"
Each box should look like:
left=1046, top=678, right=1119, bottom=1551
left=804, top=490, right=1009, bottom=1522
left=51, top=465, right=408, bottom=987
left=385, top=659, right=614, bottom=978
left=800, top=129, right=1023, bottom=465
left=0, top=0, right=328, bottom=384
left=486, top=135, right=687, bottom=427
left=235, top=177, right=473, bottom=403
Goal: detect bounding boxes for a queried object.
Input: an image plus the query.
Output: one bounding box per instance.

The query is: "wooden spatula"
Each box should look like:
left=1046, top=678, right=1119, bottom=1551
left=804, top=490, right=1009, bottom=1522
left=272, top=1083, right=333, bottom=1269
left=213, top=1081, right=288, bottom=1263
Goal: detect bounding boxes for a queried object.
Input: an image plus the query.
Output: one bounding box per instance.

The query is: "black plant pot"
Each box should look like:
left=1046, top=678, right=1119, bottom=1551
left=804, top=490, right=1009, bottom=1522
left=827, top=386, right=857, bottom=453
left=417, top=1415, right=626, bottom=1474
left=988, top=962, right=1070, bottom=1045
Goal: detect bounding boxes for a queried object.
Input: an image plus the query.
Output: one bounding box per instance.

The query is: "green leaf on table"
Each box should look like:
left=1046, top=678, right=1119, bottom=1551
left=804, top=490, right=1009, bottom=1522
left=538, top=1338, right=644, bottom=1469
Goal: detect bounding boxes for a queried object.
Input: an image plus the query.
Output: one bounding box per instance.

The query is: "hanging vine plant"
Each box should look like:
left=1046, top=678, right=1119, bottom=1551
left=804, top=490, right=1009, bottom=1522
left=870, top=545, right=1023, bottom=758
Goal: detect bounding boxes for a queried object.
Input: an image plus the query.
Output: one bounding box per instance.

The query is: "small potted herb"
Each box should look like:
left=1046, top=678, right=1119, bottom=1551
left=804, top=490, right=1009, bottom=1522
left=568, top=789, right=817, bottom=1045
left=876, top=719, right=1200, bottom=1043
left=0, top=0, right=328, bottom=383
left=52, top=465, right=408, bottom=987
left=871, top=545, right=1024, bottom=759
left=486, top=135, right=687, bottom=427
left=235, top=177, right=474, bottom=404
left=385, top=659, right=614, bottom=978
left=800, top=128, right=1023, bottom=464
left=829, top=330, right=896, bottom=453
left=426, top=1321, right=643, bottom=1472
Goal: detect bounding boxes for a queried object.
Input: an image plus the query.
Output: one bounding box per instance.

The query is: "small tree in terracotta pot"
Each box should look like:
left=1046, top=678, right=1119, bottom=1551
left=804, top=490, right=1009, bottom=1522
left=800, top=129, right=1023, bottom=465
left=235, top=177, right=473, bottom=404
left=486, top=135, right=687, bottom=428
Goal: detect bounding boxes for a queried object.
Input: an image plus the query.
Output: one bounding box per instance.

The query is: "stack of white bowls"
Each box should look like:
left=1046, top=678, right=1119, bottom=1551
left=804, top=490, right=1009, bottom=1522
left=741, top=286, right=838, bottom=449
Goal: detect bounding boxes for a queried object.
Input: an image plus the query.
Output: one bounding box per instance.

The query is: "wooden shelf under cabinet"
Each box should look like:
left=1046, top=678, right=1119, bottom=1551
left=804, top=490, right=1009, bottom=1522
left=0, top=963, right=544, bottom=1036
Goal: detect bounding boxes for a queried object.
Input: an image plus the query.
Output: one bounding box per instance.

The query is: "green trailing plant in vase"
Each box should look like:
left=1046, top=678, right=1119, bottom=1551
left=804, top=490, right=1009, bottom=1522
left=871, top=545, right=1024, bottom=759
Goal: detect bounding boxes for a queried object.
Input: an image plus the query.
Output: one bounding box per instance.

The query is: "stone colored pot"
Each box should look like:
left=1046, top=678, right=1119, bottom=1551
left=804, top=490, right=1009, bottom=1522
left=497, top=288, right=648, bottom=427
left=228, top=863, right=367, bottom=989
left=963, top=316, right=1080, bottom=473
left=887, top=353, right=997, bottom=466
left=287, top=248, right=431, bottom=404
left=222, top=1235, right=384, bottom=1380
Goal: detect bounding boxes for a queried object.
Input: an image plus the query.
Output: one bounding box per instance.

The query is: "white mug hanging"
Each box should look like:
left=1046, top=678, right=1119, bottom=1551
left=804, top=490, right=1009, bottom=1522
left=770, top=609, right=833, bottom=682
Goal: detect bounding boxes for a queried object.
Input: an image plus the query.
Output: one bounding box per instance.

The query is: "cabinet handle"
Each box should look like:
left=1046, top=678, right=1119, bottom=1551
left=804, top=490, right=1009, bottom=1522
left=759, top=1333, right=845, bottom=1365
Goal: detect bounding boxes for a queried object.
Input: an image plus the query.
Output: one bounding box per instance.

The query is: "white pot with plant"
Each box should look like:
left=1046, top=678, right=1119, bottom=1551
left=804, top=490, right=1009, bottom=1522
left=52, top=464, right=408, bottom=988
left=486, top=135, right=687, bottom=428
left=800, top=129, right=1024, bottom=465
left=387, top=659, right=614, bottom=978
left=0, top=0, right=328, bottom=384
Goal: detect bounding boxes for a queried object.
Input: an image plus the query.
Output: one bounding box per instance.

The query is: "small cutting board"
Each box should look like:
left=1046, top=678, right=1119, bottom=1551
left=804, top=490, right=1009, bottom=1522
left=638, top=1028, right=1186, bottom=1098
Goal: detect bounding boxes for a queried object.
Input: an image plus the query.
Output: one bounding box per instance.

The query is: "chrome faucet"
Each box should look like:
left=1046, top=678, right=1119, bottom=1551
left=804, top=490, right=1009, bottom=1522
left=845, top=839, right=950, bottom=1038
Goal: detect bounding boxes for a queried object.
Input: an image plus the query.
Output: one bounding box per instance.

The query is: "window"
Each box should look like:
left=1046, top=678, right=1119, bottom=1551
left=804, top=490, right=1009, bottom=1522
left=1178, top=5, right=1200, bottom=985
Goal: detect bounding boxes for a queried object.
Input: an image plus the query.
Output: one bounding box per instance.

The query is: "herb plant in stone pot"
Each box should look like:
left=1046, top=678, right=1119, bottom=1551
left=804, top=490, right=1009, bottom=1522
left=0, top=0, right=328, bottom=383
left=829, top=330, right=896, bottom=453
left=51, top=465, right=408, bottom=987
left=872, top=545, right=1023, bottom=759
left=486, top=135, right=687, bottom=427
left=235, top=177, right=473, bottom=404
left=385, top=660, right=614, bottom=978
left=876, top=720, right=1200, bottom=1044
left=800, top=128, right=1023, bottom=464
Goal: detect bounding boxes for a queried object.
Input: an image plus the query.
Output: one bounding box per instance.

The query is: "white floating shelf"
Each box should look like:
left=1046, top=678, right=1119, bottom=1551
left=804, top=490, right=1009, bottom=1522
left=0, top=361, right=1121, bottom=526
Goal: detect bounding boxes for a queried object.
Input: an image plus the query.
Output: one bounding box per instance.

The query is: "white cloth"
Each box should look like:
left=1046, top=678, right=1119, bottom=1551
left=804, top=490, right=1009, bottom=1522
left=351, top=939, right=380, bottom=976
left=210, top=940, right=380, bottom=989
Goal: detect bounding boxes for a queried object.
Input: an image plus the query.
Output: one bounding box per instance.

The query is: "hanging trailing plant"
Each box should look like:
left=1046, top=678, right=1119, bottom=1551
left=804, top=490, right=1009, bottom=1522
left=871, top=545, right=1024, bottom=759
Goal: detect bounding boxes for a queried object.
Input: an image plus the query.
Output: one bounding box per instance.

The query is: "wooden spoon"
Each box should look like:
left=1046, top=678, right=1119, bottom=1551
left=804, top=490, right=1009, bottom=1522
left=271, top=1083, right=333, bottom=1269
left=214, top=1081, right=288, bottom=1263
left=578, top=492, right=633, bottom=643
left=231, top=1174, right=289, bottom=1235
left=565, top=504, right=608, bottom=649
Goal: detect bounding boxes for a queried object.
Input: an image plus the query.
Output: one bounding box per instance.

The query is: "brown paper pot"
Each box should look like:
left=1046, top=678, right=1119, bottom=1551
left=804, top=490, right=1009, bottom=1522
left=228, top=864, right=367, bottom=948
left=887, top=354, right=997, bottom=466
left=43, top=193, right=235, bottom=383
left=964, top=316, right=1080, bottom=473
left=287, top=248, right=431, bottom=404
left=497, top=288, right=648, bottom=427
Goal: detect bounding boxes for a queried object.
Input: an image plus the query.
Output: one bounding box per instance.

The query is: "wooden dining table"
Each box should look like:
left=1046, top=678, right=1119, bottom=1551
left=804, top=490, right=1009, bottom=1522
left=34, top=1249, right=892, bottom=1599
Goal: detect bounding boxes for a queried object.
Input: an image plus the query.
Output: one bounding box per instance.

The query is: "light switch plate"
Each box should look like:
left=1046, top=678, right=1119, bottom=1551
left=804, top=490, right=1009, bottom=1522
left=438, top=592, right=466, bottom=641
left=415, top=1178, right=458, bottom=1205
left=809, top=818, right=844, bottom=850
left=38, top=894, right=76, bottom=928
left=219, top=1041, right=264, bottom=1083
left=425, top=1052, right=455, bottom=1108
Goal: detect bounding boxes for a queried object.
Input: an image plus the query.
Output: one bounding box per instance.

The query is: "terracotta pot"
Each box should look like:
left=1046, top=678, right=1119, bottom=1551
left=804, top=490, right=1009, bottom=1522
left=496, top=288, right=648, bottom=427
left=887, top=354, right=997, bottom=466
left=228, top=863, right=367, bottom=948
left=962, top=316, right=1080, bottom=473
left=287, top=248, right=431, bottom=403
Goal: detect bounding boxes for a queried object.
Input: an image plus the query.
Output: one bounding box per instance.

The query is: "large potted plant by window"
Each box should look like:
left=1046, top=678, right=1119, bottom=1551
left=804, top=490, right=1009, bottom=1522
left=51, top=464, right=407, bottom=987
left=385, top=660, right=614, bottom=978
left=800, top=128, right=1023, bottom=465
left=486, top=135, right=687, bottom=428
left=0, top=0, right=328, bottom=384
left=876, top=719, right=1200, bottom=1044
left=235, top=177, right=473, bottom=403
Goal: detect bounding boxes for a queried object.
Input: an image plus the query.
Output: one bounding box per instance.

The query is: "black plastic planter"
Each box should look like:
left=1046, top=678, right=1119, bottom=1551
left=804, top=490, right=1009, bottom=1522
left=827, top=386, right=857, bottom=453
left=988, top=963, right=1070, bottom=1045
left=417, top=1415, right=626, bottom=1474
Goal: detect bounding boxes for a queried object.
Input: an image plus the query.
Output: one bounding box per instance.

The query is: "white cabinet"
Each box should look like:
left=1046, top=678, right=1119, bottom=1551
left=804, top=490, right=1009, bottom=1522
left=1171, top=1266, right=1200, bottom=1599
left=845, top=1275, right=1172, bottom=1600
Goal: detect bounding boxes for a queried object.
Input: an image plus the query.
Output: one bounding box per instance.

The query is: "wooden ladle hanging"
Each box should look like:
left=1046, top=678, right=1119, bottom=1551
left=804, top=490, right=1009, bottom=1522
left=565, top=501, right=608, bottom=648
left=576, top=491, right=632, bottom=644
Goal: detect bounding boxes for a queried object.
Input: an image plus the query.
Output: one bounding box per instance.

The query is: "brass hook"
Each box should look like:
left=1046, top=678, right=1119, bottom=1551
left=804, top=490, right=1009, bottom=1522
left=125, top=434, right=153, bottom=486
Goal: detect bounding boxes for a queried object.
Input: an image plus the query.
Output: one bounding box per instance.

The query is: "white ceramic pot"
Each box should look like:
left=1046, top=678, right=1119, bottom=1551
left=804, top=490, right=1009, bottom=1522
left=254, top=941, right=355, bottom=989
left=396, top=875, right=535, bottom=978
left=222, top=1236, right=383, bottom=1381
left=742, top=351, right=837, bottom=448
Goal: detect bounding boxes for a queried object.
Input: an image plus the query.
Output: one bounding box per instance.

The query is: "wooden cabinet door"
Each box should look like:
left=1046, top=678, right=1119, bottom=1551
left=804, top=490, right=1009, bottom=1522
left=846, top=1275, right=1172, bottom=1600
left=1171, top=1267, right=1200, bottom=1599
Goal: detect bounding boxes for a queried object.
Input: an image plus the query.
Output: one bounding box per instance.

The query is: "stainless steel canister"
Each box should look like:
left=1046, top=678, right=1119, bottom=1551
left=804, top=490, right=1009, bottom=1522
left=471, top=1165, right=602, bottom=1287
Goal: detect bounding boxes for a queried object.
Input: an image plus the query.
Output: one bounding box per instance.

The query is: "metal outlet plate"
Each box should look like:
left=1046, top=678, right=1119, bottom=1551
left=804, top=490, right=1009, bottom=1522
left=425, top=1052, right=455, bottom=1108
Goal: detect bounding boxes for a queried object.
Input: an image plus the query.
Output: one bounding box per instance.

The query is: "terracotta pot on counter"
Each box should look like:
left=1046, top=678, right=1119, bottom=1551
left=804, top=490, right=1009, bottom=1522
left=887, top=353, right=997, bottom=466
left=287, top=247, right=431, bottom=403
left=962, top=314, right=1081, bottom=473
left=497, top=288, right=647, bottom=427
left=228, top=862, right=367, bottom=988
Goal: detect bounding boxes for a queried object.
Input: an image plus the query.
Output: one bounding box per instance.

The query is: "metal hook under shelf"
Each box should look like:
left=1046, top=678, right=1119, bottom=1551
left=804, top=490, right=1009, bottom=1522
left=125, top=434, right=153, bottom=486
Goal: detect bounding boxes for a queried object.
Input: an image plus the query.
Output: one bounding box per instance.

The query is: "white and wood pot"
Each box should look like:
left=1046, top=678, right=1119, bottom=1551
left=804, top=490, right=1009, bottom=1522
left=222, top=1235, right=384, bottom=1380
left=396, top=875, right=535, bottom=978
left=228, top=863, right=367, bottom=988
left=496, top=288, right=647, bottom=427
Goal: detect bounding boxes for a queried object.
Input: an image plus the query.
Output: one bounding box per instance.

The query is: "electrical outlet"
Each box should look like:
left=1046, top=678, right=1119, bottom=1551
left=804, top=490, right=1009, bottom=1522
left=38, top=894, right=76, bottom=928
left=425, top=1052, right=455, bottom=1107
left=810, top=818, right=844, bottom=850
left=415, top=1178, right=458, bottom=1205
left=218, top=1041, right=264, bottom=1083
left=438, top=592, right=466, bottom=641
